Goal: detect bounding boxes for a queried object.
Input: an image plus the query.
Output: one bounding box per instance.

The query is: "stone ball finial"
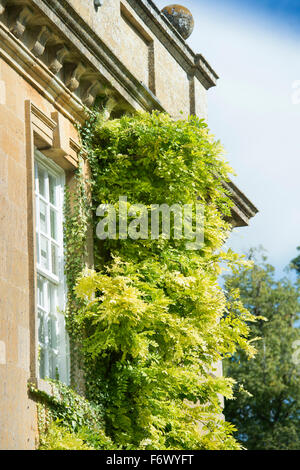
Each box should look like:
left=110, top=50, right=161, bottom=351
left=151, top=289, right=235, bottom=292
left=161, top=4, right=194, bottom=40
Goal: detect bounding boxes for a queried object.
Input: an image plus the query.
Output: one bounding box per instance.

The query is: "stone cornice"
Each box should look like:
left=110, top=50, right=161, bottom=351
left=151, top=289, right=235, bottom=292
left=0, top=18, right=85, bottom=123
left=0, top=0, right=165, bottom=122
left=33, top=0, right=165, bottom=109
left=223, top=180, right=259, bottom=227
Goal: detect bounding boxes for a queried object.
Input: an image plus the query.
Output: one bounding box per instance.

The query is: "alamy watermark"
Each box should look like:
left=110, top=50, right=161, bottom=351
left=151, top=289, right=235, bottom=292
left=96, top=196, right=205, bottom=250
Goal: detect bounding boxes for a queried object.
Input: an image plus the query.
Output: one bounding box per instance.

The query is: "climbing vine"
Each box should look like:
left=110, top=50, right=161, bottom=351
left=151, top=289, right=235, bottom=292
left=63, top=107, right=100, bottom=339
left=29, top=380, right=114, bottom=450
left=39, top=110, right=257, bottom=450
left=64, top=157, right=88, bottom=336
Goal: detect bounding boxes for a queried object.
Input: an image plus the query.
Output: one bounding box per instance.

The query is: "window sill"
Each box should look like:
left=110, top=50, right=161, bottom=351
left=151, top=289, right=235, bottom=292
left=28, top=377, right=61, bottom=401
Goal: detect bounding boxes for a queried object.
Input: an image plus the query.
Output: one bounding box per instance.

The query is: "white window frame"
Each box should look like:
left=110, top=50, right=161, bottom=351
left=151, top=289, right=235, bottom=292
left=34, top=149, right=70, bottom=385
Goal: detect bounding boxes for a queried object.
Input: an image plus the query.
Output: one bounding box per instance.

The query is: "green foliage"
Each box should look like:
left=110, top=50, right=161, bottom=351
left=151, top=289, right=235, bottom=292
left=39, top=422, right=93, bottom=450
left=29, top=380, right=114, bottom=450
left=38, top=420, right=114, bottom=450
left=224, top=248, right=300, bottom=450
left=291, top=247, right=300, bottom=276
left=67, top=111, right=258, bottom=450
left=64, top=155, right=90, bottom=339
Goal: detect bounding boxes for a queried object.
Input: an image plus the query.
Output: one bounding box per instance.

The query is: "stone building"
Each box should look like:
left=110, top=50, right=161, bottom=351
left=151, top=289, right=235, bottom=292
left=0, top=0, right=257, bottom=449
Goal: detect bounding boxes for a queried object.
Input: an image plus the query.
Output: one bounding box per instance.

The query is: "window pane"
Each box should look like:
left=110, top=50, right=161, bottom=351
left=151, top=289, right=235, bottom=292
left=48, top=316, right=58, bottom=350
left=39, top=200, right=48, bottom=234
left=49, top=284, right=57, bottom=314
left=37, top=277, right=45, bottom=309
left=49, top=174, right=57, bottom=206
left=56, top=314, right=70, bottom=384
left=38, top=310, right=46, bottom=344
left=38, top=166, right=46, bottom=198
left=51, top=243, right=58, bottom=276
left=50, top=209, right=58, bottom=240
left=40, top=235, right=49, bottom=270
left=39, top=347, right=46, bottom=379
left=49, top=350, right=58, bottom=380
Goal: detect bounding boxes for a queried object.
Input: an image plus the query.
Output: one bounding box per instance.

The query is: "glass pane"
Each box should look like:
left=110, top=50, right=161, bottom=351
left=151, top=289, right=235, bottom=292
left=49, top=350, right=58, bottom=380
left=49, top=174, right=57, bottom=206
left=48, top=284, right=57, bottom=314
left=50, top=209, right=58, bottom=240
left=39, top=199, right=48, bottom=234
left=39, top=347, right=46, bottom=379
left=48, top=316, right=58, bottom=350
left=38, top=166, right=46, bottom=198
left=51, top=243, right=58, bottom=276
left=37, top=277, right=45, bottom=309
left=38, top=310, right=46, bottom=344
left=40, top=235, right=49, bottom=270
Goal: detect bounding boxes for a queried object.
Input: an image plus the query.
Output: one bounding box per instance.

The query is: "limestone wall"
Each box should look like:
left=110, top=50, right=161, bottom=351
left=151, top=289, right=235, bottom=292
left=66, top=0, right=209, bottom=119
left=0, top=58, right=38, bottom=450
left=0, top=56, right=79, bottom=449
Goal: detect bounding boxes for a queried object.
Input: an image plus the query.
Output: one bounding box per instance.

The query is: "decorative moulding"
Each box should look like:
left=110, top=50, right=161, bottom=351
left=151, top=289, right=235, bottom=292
left=27, top=101, right=80, bottom=170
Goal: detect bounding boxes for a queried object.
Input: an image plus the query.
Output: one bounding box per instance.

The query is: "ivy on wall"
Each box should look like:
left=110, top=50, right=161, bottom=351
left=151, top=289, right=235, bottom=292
left=29, top=380, right=114, bottom=450
left=39, top=110, right=257, bottom=450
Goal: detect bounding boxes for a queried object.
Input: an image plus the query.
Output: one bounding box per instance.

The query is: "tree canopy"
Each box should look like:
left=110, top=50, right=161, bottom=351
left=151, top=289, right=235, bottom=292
left=224, top=249, right=300, bottom=450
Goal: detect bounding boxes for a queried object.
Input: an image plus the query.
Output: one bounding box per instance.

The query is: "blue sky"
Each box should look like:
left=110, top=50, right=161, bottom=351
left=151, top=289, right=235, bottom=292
left=215, top=0, right=300, bottom=30
left=157, top=0, right=300, bottom=277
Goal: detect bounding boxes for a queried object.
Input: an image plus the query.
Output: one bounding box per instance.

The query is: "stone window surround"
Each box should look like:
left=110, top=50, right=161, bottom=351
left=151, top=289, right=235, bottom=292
left=25, top=100, right=81, bottom=396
